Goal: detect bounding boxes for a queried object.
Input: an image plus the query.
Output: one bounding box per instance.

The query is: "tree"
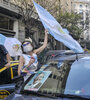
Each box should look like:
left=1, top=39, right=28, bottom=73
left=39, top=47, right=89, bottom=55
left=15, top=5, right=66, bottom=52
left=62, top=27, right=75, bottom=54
left=14, top=0, right=83, bottom=50
left=13, top=0, right=60, bottom=49
left=14, top=0, right=44, bottom=47
left=57, top=12, right=83, bottom=40
left=81, top=10, right=90, bottom=39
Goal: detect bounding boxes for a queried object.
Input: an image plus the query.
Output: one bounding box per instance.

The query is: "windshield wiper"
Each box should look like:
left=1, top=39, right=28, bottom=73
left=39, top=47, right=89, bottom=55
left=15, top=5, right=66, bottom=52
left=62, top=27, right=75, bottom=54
left=55, top=93, right=90, bottom=100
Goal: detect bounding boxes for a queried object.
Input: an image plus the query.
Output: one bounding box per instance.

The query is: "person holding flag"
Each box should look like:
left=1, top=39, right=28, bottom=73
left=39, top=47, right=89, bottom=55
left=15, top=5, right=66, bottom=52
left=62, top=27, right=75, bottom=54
left=33, top=0, right=84, bottom=53
left=18, top=29, right=48, bottom=81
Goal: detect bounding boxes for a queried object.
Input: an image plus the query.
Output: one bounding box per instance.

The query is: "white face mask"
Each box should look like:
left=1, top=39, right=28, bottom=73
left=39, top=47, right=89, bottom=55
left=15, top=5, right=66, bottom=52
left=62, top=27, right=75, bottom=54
left=23, top=44, right=33, bottom=53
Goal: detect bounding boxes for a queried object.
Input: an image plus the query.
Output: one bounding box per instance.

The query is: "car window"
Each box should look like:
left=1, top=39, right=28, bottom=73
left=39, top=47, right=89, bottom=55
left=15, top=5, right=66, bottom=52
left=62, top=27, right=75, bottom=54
left=64, top=57, right=90, bottom=95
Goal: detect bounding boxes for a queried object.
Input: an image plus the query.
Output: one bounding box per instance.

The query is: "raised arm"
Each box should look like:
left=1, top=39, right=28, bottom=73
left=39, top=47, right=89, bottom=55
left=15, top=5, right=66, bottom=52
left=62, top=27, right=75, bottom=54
left=33, top=29, right=48, bottom=54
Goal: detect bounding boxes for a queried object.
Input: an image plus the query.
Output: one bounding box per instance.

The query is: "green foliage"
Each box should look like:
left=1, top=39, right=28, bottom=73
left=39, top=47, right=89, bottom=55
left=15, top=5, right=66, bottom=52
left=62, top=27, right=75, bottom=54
left=57, top=12, right=83, bottom=40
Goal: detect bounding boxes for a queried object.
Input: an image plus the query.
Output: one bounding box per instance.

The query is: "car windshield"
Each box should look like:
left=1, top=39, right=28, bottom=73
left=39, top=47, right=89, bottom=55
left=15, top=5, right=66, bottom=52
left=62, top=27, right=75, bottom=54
left=22, top=55, right=90, bottom=98
left=64, top=57, right=90, bottom=96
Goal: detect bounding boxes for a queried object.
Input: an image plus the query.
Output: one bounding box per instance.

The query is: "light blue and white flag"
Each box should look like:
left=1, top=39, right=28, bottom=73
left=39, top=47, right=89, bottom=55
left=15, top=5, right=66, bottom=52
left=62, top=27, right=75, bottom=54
left=63, top=28, right=69, bottom=34
left=33, top=1, right=84, bottom=53
left=0, top=34, right=22, bottom=56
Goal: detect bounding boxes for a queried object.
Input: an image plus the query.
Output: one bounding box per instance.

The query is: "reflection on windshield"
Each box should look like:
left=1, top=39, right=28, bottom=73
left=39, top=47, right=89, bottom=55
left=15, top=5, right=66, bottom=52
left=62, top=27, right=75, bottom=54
left=64, top=57, right=90, bottom=96
left=23, top=57, right=90, bottom=98
left=38, top=61, right=71, bottom=94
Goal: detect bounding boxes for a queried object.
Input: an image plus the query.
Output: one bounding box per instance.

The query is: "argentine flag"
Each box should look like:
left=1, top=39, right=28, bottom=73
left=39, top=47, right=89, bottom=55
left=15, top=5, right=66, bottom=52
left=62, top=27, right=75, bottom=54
left=33, top=1, right=84, bottom=53
left=0, top=34, right=22, bottom=57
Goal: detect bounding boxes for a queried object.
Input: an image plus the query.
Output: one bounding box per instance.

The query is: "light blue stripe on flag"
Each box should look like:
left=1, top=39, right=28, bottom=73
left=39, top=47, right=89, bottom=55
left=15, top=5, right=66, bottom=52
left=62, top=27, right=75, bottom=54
left=0, top=34, right=6, bottom=45
left=33, top=1, right=84, bottom=53
left=63, top=28, right=69, bottom=34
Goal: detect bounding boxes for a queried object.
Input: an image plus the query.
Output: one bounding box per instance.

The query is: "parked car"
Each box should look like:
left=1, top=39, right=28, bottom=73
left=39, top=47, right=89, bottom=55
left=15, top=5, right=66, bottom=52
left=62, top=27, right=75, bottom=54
left=6, top=51, right=90, bottom=100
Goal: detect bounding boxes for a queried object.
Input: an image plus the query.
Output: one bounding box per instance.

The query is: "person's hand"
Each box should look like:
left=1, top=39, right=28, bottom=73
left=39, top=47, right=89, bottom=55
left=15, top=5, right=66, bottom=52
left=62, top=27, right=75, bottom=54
left=5, top=62, right=10, bottom=68
left=45, top=29, right=48, bottom=34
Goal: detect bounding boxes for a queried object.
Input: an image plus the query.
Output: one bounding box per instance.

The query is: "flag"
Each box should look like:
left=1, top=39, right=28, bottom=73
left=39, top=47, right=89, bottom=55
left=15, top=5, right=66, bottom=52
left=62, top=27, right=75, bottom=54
left=0, top=34, right=22, bottom=56
left=63, top=28, right=69, bottom=34
left=33, top=1, right=84, bottom=53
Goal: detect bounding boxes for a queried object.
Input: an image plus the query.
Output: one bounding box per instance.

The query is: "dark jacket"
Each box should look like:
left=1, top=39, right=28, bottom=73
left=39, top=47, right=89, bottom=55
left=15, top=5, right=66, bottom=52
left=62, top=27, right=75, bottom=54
left=0, top=45, right=8, bottom=68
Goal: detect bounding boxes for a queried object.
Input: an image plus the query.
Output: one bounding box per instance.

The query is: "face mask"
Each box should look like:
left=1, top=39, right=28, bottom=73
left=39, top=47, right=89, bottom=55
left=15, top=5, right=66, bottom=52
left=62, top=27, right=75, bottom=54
left=23, top=44, right=33, bottom=53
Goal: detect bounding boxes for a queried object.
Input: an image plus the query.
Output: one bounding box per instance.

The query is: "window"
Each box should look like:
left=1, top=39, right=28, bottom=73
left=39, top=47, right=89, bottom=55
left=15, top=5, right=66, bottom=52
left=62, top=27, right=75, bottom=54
left=0, top=16, right=14, bottom=30
left=74, top=4, right=76, bottom=7
left=86, top=5, right=88, bottom=8
left=79, top=10, right=83, bottom=13
left=86, top=35, right=89, bottom=40
left=86, top=10, right=89, bottom=16
left=80, top=4, right=83, bottom=8
left=79, top=10, right=83, bottom=19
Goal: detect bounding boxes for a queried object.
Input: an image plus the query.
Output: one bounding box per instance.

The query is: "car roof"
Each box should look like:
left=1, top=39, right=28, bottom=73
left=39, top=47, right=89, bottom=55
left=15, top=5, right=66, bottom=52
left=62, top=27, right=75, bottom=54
left=45, top=50, right=74, bottom=56
left=47, top=52, right=90, bottom=62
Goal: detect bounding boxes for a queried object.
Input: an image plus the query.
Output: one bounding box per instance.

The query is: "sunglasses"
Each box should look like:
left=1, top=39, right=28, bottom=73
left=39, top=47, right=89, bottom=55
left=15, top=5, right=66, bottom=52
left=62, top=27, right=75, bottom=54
left=22, top=42, right=30, bottom=46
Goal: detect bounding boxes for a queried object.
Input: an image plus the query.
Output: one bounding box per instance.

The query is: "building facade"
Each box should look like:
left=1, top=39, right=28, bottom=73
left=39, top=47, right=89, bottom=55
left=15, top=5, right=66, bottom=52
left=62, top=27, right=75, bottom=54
left=59, top=0, right=71, bottom=13
left=0, top=0, right=73, bottom=50
left=71, top=0, right=90, bottom=40
left=0, top=0, right=25, bottom=42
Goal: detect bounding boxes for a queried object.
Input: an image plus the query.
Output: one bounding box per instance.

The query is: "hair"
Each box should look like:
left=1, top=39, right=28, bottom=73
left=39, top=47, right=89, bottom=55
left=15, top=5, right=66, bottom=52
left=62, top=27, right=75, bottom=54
left=21, top=41, right=34, bottom=54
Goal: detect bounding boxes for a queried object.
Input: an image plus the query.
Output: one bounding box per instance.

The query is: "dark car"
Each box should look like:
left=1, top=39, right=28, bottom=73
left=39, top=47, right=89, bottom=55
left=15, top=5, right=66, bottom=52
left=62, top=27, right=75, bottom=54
left=6, top=51, right=90, bottom=100
left=0, top=61, right=24, bottom=99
